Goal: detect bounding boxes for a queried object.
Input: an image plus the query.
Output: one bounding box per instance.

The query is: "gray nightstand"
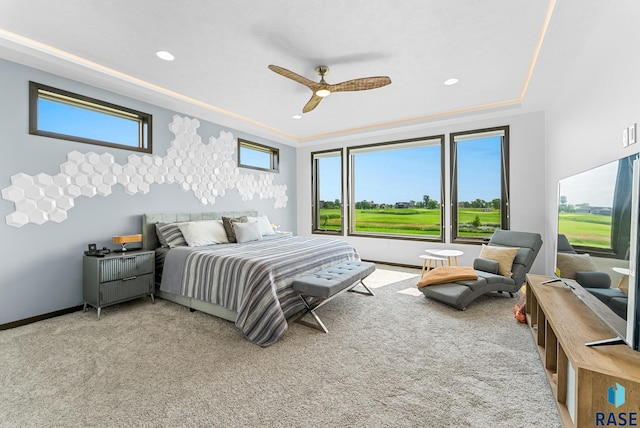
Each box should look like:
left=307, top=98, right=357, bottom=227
left=82, top=250, right=155, bottom=319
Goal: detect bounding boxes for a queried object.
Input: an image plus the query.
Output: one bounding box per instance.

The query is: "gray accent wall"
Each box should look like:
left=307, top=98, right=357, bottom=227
left=0, top=58, right=296, bottom=325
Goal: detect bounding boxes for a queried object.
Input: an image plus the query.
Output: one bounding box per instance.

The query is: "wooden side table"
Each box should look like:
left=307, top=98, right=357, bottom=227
left=419, top=254, right=447, bottom=277
left=425, top=249, right=464, bottom=266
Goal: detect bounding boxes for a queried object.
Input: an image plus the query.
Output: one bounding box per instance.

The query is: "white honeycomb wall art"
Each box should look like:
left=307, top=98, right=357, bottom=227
left=2, top=115, right=288, bottom=227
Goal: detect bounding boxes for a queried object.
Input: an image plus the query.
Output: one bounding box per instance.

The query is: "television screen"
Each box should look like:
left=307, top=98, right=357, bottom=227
left=556, top=154, right=639, bottom=350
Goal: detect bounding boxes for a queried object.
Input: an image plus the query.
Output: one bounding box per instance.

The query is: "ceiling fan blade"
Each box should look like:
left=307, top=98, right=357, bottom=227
left=329, top=76, right=392, bottom=92
left=268, top=64, right=319, bottom=90
left=302, top=93, right=323, bottom=113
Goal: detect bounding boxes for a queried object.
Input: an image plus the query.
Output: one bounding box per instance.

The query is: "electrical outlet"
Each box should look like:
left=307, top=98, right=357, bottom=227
left=629, top=123, right=637, bottom=145
left=623, top=128, right=629, bottom=147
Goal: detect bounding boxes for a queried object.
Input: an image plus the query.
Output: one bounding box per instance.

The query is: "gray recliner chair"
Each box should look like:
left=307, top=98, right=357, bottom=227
left=420, top=230, right=542, bottom=310
left=557, top=234, right=627, bottom=319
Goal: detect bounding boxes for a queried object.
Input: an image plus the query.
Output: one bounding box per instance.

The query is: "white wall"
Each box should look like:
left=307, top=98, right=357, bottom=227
left=296, top=111, right=547, bottom=272
left=542, top=1, right=640, bottom=271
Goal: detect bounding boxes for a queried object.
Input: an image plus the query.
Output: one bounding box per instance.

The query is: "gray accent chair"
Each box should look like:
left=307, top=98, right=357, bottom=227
left=557, top=234, right=627, bottom=319
left=420, top=230, right=542, bottom=310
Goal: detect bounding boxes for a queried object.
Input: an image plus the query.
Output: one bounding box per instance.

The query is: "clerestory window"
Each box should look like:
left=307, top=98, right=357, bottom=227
left=238, top=139, right=279, bottom=172
left=29, top=81, right=152, bottom=153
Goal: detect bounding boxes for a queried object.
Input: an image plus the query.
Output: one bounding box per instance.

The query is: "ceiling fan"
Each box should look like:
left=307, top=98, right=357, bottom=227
left=268, top=64, right=391, bottom=113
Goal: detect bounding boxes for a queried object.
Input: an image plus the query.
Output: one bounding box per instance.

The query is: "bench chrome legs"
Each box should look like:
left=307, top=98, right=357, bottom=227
left=293, top=278, right=374, bottom=333
left=294, top=296, right=330, bottom=333
left=348, top=279, right=375, bottom=296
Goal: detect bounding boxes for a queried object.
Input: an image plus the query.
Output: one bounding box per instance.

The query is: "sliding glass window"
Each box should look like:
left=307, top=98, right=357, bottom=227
left=312, top=149, right=343, bottom=234
left=347, top=136, right=444, bottom=241
left=450, top=126, right=510, bottom=243
left=29, top=81, right=152, bottom=153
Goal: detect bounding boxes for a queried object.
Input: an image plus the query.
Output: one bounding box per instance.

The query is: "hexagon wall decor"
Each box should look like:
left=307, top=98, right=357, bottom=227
left=2, top=115, right=288, bottom=227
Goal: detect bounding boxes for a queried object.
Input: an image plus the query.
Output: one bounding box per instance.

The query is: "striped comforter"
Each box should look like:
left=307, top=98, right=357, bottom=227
left=160, top=235, right=359, bottom=346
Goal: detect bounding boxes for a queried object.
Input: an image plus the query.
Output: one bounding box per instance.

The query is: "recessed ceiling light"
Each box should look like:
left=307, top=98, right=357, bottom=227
left=156, top=50, right=175, bottom=61
left=444, top=78, right=459, bottom=86
left=292, top=114, right=302, bottom=120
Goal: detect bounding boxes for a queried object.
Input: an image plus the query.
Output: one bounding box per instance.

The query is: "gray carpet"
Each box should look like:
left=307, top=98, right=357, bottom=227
left=0, top=265, right=561, bottom=427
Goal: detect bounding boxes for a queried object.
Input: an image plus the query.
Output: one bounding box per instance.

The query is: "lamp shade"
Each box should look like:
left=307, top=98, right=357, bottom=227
left=112, top=234, right=142, bottom=252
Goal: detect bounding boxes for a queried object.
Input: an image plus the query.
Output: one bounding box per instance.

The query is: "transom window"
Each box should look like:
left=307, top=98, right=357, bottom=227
left=347, top=136, right=444, bottom=240
left=29, top=81, right=152, bottom=153
left=450, top=126, right=510, bottom=243
left=312, top=149, right=343, bottom=234
left=238, top=139, right=279, bottom=172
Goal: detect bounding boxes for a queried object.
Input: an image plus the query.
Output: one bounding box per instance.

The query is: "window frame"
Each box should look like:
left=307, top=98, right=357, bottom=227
left=237, top=138, right=280, bottom=173
left=29, top=81, right=152, bottom=153
left=311, top=148, right=344, bottom=235
left=346, top=135, right=445, bottom=242
left=450, top=126, right=510, bottom=244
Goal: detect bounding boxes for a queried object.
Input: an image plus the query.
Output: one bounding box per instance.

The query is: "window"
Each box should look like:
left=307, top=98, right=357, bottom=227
left=238, top=139, right=279, bottom=172
left=450, top=126, right=509, bottom=243
left=29, top=81, right=152, bottom=153
left=312, top=149, right=343, bottom=234
left=347, top=136, right=444, bottom=240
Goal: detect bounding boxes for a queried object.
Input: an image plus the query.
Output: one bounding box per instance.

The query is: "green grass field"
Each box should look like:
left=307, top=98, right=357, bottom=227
left=318, top=208, right=501, bottom=237
left=317, top=208, right=613, bottom=247
left=558, top=212, right=612, bottom=248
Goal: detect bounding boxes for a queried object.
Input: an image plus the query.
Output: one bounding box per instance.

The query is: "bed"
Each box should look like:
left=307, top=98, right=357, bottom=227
left=142, top=211, right=360, bottom=346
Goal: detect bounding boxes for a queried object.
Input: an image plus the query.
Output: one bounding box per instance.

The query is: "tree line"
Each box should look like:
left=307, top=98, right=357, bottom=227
left=320, top=195, right=501, bottom=210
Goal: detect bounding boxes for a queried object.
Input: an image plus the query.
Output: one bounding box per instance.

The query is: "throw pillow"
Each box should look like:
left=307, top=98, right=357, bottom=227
left=556, top=253, right=598, bottom=280
left=178, top=220, right=229, bottom=247
left=473, top=257, right=500, bottom=274
left=156, top=222, right=187, bottom=248
left=478, top=244, right=519, bottom=278
left=247, top=215, right=275, bottom=236
left=234, top=221, right=263, bottom=243
left=222, top=216, right=248, bottom=243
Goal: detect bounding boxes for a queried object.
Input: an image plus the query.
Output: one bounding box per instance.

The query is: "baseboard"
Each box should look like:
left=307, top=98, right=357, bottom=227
left=0, top=305, right=84, bottom=330
left=362, top=259, right=421, bottom=270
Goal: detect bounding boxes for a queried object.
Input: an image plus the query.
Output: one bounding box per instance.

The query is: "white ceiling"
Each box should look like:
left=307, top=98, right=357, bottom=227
left=0, top=0, right=605, bottom=146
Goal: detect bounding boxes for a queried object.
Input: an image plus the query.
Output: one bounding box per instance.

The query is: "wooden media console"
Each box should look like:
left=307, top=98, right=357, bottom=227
left=525, top=274, right=640, bottom=427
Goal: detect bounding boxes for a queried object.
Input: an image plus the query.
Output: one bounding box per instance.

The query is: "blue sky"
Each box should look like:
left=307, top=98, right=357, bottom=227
left=39, top=99, right=139, bottom=146
left=319, top=136, right=502, bottom=205
left=559, top=160, right=617, bottom=207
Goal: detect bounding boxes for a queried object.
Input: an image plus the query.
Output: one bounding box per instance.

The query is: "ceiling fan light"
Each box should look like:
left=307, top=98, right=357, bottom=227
left=315, top=89, right=331, bottom=97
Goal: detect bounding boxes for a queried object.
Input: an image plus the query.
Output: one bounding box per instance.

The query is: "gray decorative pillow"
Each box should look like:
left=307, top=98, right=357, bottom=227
left=234, top=221, right=263, bottom=243
left=473, top=257, right=500, bottom=274
left=222, top=216, right=248, bottom=243
left=156, top=222, right=187, bottom=248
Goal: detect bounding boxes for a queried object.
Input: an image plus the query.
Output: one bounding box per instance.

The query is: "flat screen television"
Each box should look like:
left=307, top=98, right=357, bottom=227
left=555, top=154, right=640, bottom=350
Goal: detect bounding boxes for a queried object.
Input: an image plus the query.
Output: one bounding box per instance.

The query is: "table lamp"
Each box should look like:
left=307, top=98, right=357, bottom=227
left=112, top=234, right=142, bottom=252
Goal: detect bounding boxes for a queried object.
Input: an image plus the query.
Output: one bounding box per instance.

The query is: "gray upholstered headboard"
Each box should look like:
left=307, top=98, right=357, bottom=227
left=141, top=210, right=259, bottom=250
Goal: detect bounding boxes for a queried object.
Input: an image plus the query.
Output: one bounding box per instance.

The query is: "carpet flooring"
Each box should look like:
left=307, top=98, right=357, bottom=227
left=0, top=265, right=561, bottom=427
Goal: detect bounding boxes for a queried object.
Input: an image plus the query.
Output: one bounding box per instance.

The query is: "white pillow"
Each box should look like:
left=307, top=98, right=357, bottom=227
left=247, top=215, right=275, bottom=236
left=234, top=221, right=263, bottom=243
left=178, top=220, right=229, bottom=247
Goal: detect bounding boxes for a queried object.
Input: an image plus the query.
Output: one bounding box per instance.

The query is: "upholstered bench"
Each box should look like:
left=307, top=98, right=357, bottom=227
left=292, top=260, right=375, bottom=333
